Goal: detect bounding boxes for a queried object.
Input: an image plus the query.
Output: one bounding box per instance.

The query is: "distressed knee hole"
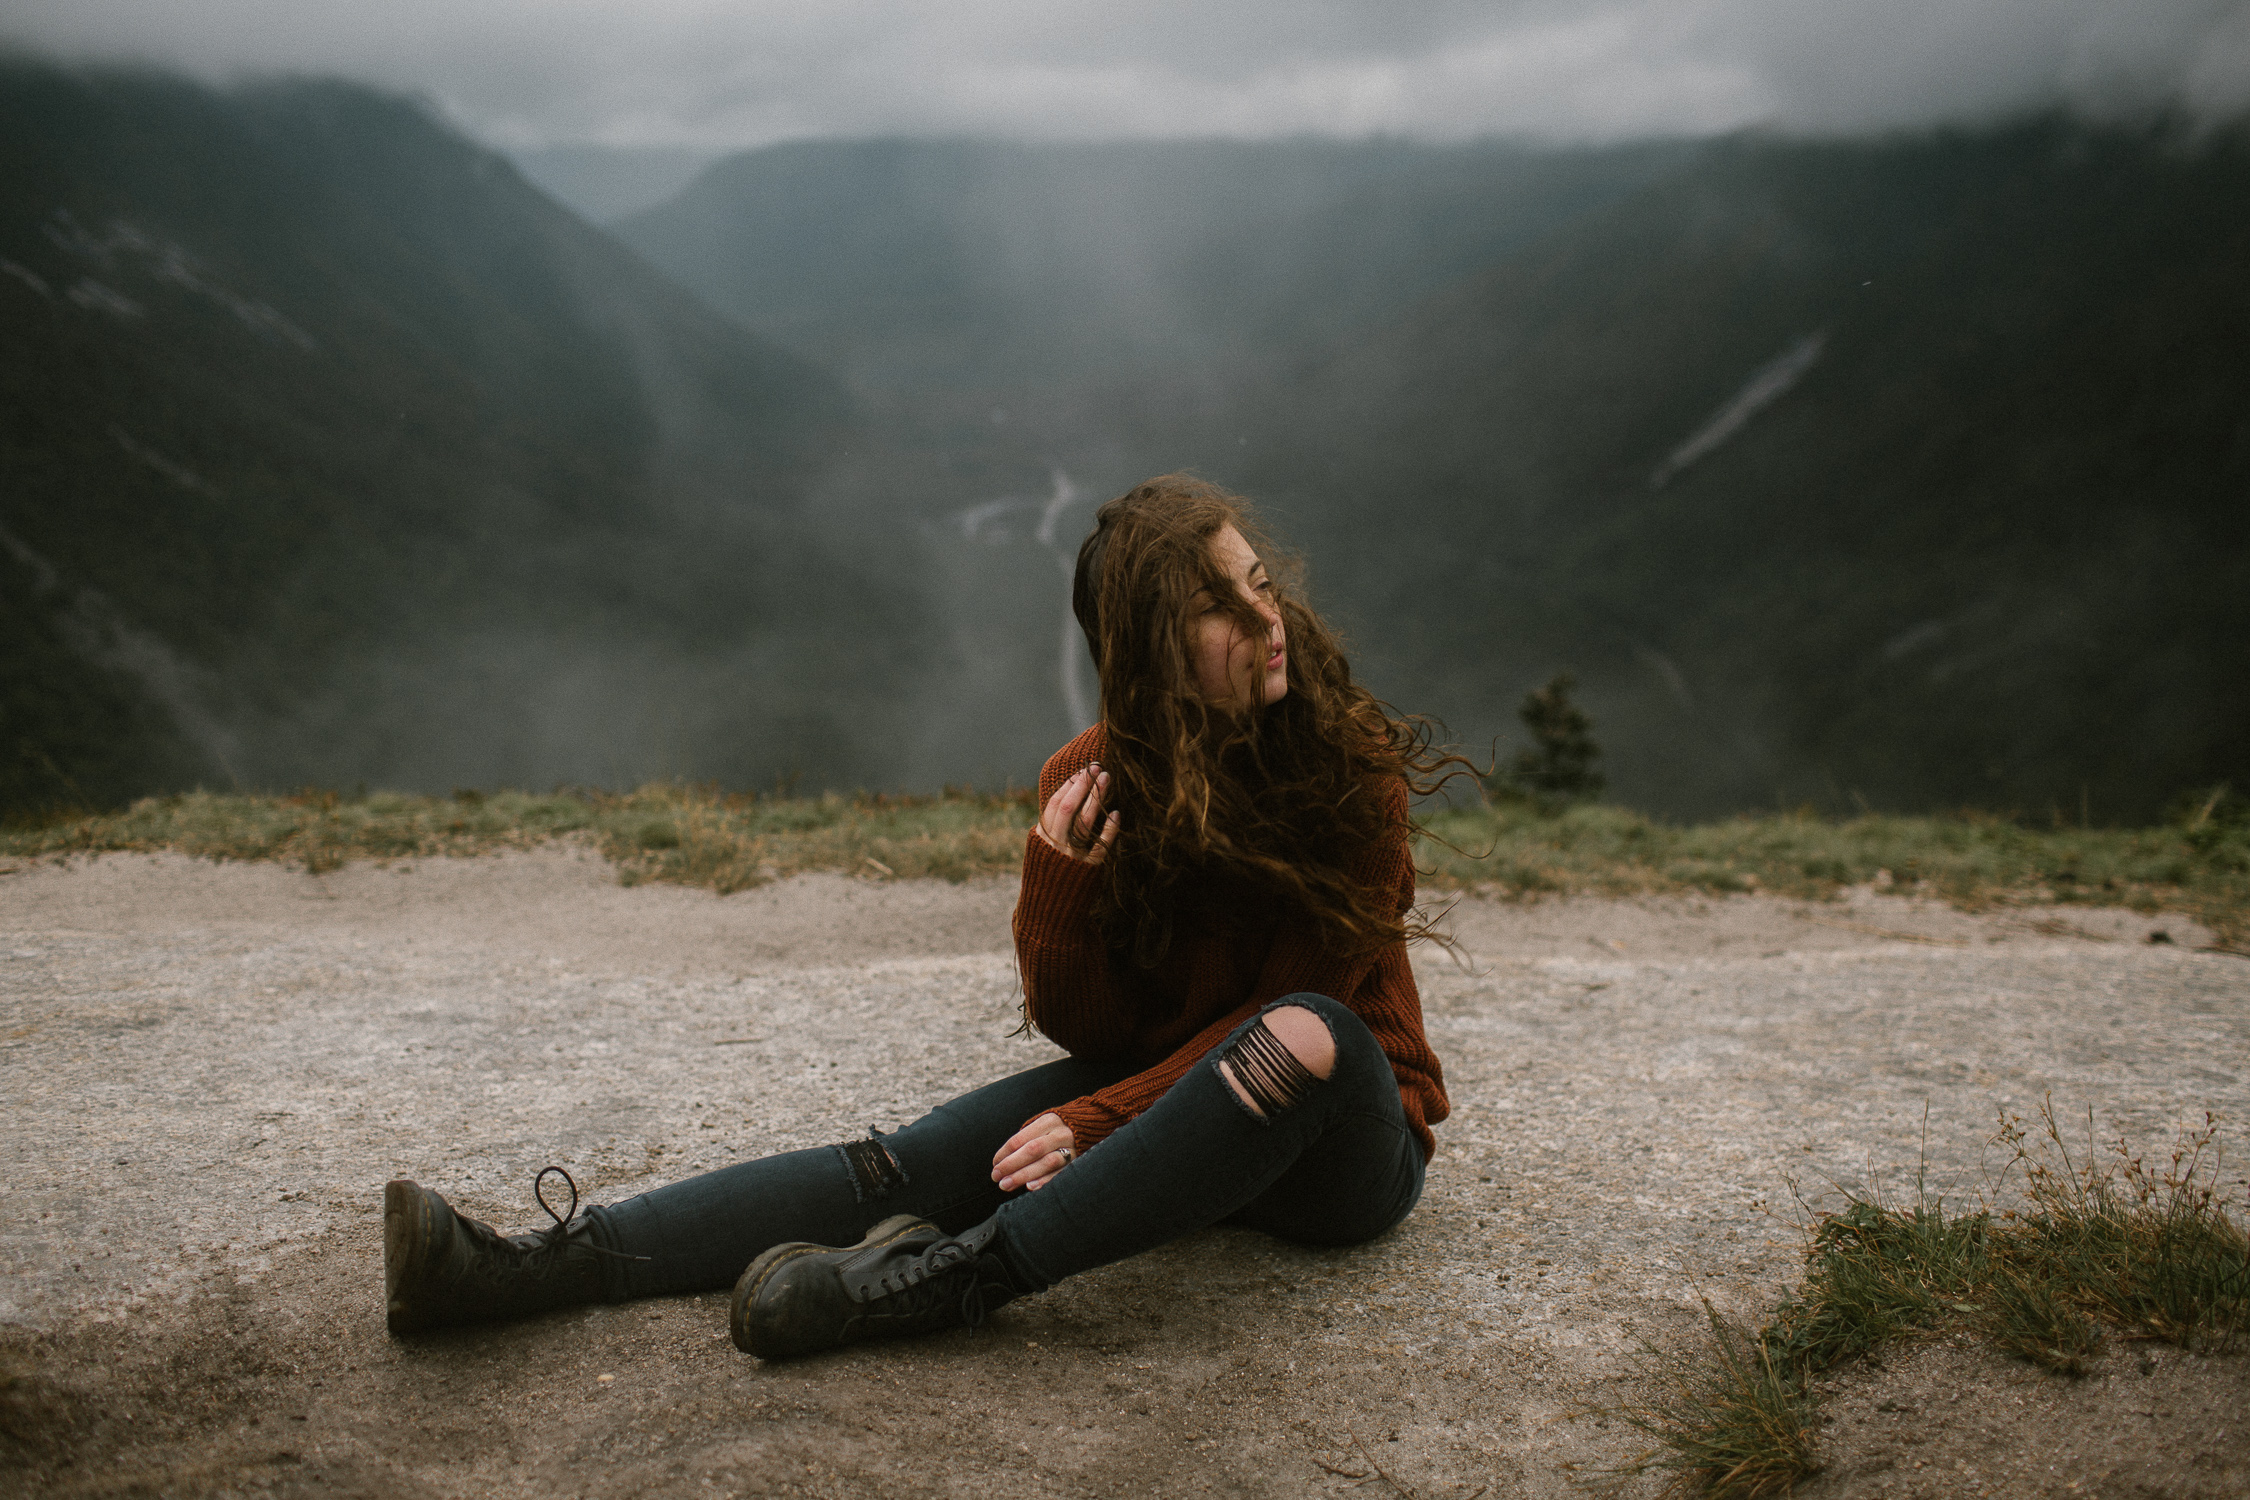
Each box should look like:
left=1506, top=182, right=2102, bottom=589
left=1217, top=1006, right=1333, bottom=1119
left=835, top=1134, right=909, bottom=1203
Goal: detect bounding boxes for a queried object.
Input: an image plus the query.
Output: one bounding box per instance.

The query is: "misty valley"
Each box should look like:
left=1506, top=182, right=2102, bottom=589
left=3, top=59, right=2245, bottom=821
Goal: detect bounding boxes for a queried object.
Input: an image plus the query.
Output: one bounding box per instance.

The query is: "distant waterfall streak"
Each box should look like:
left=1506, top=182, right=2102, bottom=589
left=1060, top=607, right=1095, bottom=731
left=1034, top=468, right=1079, bottom=551
left=1037, top=470, right=1098, bottom=731
left=1651, top=330, right=1826, bottom=489
left=944, top=468, right=1096, bottom=733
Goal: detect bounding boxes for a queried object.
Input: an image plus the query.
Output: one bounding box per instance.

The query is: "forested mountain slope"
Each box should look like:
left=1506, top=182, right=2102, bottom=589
left=621, top=121, right=2248, bottom=818
left=0, top=62, right=891, bottom=811
left=1227, top=121, right=2250, bottom=817
left=11, top=78, right=2241, bottom=817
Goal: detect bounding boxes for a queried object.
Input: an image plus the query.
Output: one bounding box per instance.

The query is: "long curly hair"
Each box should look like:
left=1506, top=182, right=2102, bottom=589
left=1072, top=473, right=1470, bottom=966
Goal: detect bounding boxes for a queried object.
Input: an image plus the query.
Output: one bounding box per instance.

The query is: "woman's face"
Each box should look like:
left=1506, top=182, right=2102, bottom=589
left=1190, top=524, right=1288, bottom=709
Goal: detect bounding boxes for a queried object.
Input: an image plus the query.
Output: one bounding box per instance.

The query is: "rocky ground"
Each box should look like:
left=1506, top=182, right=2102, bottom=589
left=2, top=846, right=2245, bottom=1498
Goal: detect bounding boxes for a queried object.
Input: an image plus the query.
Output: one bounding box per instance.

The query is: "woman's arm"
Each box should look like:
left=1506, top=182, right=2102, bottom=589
left=1012, top=739, right=1145, bottom=1059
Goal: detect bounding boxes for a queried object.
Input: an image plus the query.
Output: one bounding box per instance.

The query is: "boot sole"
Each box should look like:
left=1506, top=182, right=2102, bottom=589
left=730, top=1214, right=930, bottom=1359
left=383, top=1178, right=440, bottom=1336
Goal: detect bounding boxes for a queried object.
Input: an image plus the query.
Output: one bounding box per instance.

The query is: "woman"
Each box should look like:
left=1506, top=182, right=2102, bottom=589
left=383, top=473, right=1456, bottom=1359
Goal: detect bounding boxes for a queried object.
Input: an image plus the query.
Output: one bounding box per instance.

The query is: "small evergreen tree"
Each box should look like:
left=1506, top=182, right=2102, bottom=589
left=1509, top=673, right=1604, bottom=802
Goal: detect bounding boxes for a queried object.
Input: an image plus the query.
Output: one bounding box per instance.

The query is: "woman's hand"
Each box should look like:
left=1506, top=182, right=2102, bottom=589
left=1034, top=763, right=1120, bottom=865
left=992, top=1112, right=1077, bottom=1192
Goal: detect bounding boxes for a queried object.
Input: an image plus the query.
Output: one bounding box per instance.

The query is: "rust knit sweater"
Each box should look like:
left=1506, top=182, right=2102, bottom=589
left=1011, top=724, right=1450, bottom=1161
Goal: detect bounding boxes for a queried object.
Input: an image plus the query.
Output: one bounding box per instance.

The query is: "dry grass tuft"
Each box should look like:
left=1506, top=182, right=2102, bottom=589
left=1987, top=1105, right=2250, bottom=1358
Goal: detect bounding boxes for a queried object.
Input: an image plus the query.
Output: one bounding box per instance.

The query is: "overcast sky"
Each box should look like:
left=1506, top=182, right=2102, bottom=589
left=9, top=0, right=2249, bottom=149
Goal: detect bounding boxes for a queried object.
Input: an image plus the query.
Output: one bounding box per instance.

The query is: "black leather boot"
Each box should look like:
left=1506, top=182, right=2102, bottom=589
left=730, top=1215, right=1025, bottom=1360
left=384, top=1167, right=635, bottom=1335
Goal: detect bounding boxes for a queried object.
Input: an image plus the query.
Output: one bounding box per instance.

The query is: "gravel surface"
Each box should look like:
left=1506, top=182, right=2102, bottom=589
left=2, top=847, right=2245, bottom=1497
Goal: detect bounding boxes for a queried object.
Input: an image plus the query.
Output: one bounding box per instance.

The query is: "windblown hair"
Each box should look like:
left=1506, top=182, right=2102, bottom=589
left=1072, top=474, right=1469, bottom=967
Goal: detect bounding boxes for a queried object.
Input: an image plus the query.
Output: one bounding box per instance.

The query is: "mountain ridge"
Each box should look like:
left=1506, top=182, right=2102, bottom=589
left=8, top=66, right=2243, bottom=818
left=1229, top=118, right=2250, bottom=816
left=0, top=60, right=898, bottom=812
left=619, top=118, right=2249, bottom=817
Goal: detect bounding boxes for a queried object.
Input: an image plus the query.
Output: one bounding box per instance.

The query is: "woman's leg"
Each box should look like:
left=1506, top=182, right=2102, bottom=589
left=586, top=1054, right=1130, bottom=1300
left=733, top=993, right=1425, bottom=1356
left=992, top=992, right=1422, bottom=1289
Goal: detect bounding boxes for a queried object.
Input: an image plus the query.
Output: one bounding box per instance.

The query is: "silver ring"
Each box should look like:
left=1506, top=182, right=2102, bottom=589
left=1055, top=1146, right=1076, bottom=1165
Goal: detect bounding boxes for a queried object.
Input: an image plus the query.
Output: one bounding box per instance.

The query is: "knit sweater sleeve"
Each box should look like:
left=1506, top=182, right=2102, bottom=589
left=1011, top=726, right=1145, bottom=1058
left=1047, top=778, right=1451, bottom=1160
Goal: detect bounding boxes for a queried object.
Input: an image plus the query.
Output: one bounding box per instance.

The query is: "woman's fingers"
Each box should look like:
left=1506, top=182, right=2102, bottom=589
left=1035, top=786, right=1068, bottom=847
left=1071, top=768, right=1108, bottom=841
left=995, top=1150, right=1047, bottom=1190
left=991, top=1113, right=1076, bottom=1191
left=992, top=1132, right=1065, bottom=1186
left=992, top=1118, right=1056, bottom=1174
left=992, top=1125, right=1040, bottom=1173
left=1035, top=767, right=1090, bottom=850
left=1035, top=765, right=1117, bottom=865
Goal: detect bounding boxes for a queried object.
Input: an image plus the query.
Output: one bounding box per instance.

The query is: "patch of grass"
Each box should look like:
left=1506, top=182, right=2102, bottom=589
left=1766, top=1192, right=1993, bottom=1372
left=0, top=784, right=1036, bottom=890
left=1416, top=797, right=2250, bottom=949
left=1986, top=1261, right=2103, bottom=1376
left=0, top=787, right=605, bottom=874
left=593, top=785, right=1036, bottom=894
left=1608, top=1105, right=2249, bottom=1495
left=5, top=784, right=2246, bottom=945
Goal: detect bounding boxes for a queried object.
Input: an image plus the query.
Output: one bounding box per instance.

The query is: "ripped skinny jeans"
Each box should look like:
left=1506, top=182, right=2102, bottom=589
left=585, top=992, right=1425, bottom=1299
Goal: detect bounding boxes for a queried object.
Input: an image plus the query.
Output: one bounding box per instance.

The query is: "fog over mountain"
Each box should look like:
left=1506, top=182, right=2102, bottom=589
left=615, top=120, right=2250, bottom=818
left=511, top=144, right=717, bottom=225
left=3, top=55, right=2245, bottom=819
left=10, top=1, right=2249, bottom=149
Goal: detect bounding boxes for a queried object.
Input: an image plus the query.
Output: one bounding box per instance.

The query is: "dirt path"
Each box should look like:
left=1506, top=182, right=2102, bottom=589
left=3, top=848, right=2245, bottom=1497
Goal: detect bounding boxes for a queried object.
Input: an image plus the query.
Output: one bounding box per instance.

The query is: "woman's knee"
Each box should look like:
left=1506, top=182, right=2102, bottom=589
left=1275, top=991, right=1389, bottom=1070
left=1260, top=1004, right=1336, bottom=1078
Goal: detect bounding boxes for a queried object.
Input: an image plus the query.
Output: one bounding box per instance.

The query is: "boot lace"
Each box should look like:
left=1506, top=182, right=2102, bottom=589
left=866, top=1239, right=1009, bottom=1328
left=519, top=1165, right=650, bottom=1272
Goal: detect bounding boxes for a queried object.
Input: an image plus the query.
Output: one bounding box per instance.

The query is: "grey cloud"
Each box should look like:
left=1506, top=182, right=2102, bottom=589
left=5, top=1, right=2245, bottom=149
